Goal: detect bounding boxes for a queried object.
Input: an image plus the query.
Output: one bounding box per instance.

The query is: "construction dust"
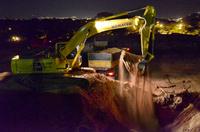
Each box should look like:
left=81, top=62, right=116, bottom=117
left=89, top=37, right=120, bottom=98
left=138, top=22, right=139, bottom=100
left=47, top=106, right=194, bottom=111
left=118, top=53, right=158, bottom=131
left=80, top=52, right=158, bottom=131
left=79, top=52, right=200, bottom=132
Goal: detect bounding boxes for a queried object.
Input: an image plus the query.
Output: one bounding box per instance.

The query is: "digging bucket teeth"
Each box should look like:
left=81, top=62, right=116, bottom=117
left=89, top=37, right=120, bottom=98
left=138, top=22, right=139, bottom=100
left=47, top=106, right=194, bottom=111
left=120, top=50, right=149, bottom=75
left=120, top=50, right=142, bottom=64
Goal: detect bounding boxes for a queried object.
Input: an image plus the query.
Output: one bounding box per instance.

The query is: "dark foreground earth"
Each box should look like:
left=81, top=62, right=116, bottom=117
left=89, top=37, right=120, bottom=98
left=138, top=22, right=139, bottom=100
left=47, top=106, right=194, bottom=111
left=0, top=53, right=200, bottom=132
left=0, top=35, right=200, bottom=132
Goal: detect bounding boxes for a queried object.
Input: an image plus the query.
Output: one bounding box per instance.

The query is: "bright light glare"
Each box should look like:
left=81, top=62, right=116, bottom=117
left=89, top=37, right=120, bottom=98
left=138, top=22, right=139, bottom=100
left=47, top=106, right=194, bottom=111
left=156, top=21, right=164, bottom=28
left=95, top=19, right=133, bottom=33
left=177, top=23, right=184, bottom=30
left=11, top=35, right=21, bottom=42
left=134, top=17, right=140, bottom=26
left=107, top=71, right=114, bottom=76
left=158, top=23, right=163, bottom=28
left=12, top=55, right=20, bottom=60
left=176, top=17, right=183, bottom=22
left=95, top=21, right=111, bottom=32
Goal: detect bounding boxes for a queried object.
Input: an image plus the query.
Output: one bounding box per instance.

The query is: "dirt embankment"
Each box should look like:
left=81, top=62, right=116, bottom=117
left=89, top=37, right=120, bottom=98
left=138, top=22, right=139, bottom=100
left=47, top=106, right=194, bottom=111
left=79, top=71, right=200, bottom=132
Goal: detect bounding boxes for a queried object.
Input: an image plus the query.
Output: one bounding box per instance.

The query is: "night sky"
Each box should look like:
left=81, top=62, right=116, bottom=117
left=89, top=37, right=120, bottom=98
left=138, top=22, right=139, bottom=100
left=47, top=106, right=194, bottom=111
left=0, top=0, right=200, bottom=19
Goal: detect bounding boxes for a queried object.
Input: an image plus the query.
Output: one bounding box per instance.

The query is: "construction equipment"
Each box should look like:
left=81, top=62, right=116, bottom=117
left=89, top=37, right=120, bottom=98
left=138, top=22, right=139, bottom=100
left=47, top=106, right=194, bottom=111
left=10, top=5, right=156, bottom=90
left=88, top=47, right=122, bottom=79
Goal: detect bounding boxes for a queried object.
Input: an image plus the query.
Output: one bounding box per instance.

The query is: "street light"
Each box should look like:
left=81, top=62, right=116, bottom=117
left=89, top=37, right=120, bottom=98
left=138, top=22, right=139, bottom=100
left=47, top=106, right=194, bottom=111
left=177, top=23, right=184, bottom=30
left=156, top=21, right=164, bottom=28
left=10, top=35, right=21, bottom=42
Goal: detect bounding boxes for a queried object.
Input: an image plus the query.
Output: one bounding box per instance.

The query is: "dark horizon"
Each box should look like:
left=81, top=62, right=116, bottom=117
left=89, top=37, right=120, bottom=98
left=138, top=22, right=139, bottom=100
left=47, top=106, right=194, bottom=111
left=0, top=0, right=200, bottom=19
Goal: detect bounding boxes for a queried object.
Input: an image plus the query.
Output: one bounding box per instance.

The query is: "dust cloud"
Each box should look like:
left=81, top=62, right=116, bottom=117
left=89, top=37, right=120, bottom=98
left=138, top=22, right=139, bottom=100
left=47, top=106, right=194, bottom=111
left=80, top=52, right=158, bottom=131
left=118, top=52, right=158, bottom=131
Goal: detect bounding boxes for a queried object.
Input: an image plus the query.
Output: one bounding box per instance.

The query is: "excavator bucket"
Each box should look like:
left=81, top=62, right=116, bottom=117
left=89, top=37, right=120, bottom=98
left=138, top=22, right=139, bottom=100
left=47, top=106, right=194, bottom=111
left=120, top=50, right=146, bottom=75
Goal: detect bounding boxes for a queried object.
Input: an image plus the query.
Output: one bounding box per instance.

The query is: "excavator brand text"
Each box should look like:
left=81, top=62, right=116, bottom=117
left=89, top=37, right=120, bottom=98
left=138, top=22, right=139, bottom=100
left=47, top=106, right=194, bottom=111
left=111, top=22, right=132, bottom=29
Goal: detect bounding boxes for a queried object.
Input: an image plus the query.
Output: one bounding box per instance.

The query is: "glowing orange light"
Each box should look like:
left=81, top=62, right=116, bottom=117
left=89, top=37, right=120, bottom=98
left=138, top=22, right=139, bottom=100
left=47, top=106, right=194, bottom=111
left=126, top=48, right=130, bottom=51
left=122, top=47, right=130, bottom=51
left=107, top=71, right=115, bottom=76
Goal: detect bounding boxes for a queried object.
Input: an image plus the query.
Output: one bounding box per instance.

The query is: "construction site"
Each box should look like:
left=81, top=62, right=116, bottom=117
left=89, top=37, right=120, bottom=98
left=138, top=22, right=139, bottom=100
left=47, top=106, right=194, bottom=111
left=0, top=5, right=200, bottom=132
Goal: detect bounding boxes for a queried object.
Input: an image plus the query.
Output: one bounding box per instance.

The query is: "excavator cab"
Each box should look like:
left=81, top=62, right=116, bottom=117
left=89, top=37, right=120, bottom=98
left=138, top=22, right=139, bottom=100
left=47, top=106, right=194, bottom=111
left=55, top=42, right=82, bottom=68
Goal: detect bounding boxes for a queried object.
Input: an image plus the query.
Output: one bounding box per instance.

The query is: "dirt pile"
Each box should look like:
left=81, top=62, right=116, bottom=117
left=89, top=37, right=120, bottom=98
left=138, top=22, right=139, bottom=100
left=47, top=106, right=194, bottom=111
left=81, top=73, right=155, bottom=131
left=80, top=72, right=200, bottom=132
left=80, top=74, right=126, bottom=131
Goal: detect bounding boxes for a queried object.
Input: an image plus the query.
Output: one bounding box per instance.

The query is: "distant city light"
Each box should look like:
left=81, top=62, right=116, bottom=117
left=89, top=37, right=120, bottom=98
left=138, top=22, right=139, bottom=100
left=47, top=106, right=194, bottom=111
left=10, top=35, right=21, bottom=42
left=176, top=17, right=183, bottom=22
left=158, top=23, right=164, bottom=28
left=177, top=23, right=184, bottom=30
left=71, top=16, right=78, bottom=21
left=8, top=27, right=12, bottom=31
left=156, top=21, right=164, bottom=28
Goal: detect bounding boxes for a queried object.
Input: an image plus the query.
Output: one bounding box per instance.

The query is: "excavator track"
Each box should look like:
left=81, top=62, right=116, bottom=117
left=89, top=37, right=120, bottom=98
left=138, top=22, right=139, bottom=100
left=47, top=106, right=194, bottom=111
left=13, top=73, right=90, bottom=93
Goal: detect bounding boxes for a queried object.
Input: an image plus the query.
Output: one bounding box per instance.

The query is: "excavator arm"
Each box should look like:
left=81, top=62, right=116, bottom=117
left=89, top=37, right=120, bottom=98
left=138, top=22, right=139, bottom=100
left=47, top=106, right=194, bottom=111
left=59, top=5, right=156, bottom=71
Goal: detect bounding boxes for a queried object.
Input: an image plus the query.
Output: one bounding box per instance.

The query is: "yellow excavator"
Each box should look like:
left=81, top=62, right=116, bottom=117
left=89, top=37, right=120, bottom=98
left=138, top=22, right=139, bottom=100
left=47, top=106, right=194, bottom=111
left=11, top=5, right=156, bottom=91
